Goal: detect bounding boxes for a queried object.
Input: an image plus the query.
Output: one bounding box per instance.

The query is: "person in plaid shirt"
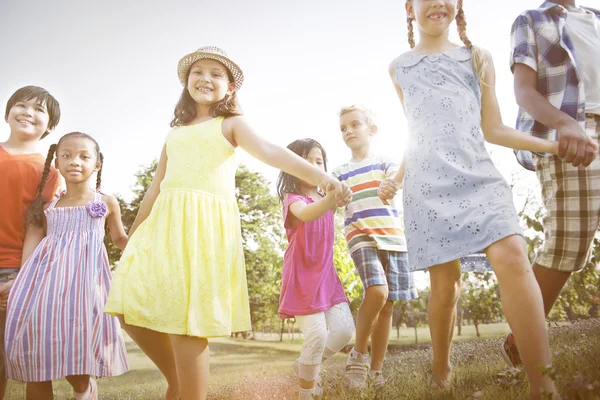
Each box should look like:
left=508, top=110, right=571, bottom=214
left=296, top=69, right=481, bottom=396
left=503, top=0, right=600, bottom=367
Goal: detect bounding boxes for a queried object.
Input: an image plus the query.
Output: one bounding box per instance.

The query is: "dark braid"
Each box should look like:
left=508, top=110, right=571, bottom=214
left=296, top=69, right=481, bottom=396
left=96, top=153, right=104, bottom=191
left=26, top=144, right=57, bottom=228
left=407, top=17, right=416, bottom=49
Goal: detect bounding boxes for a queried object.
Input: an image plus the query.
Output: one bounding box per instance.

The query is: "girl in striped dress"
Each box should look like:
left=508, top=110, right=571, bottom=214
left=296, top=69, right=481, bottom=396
left=3, top=132, right=129, bottom=400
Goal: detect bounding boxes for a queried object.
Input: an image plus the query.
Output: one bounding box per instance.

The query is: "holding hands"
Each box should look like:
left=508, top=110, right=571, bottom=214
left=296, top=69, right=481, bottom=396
left=378, top=177, right=401, bottom=206
left=321, top=176, right=352, bottom=208
left=556, top=120, right=599, bottom=167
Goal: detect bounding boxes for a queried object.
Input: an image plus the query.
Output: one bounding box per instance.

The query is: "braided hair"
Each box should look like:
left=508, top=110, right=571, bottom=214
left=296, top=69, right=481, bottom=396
left=404, top=1, right=487, bottom=86
left=25, top=132, right=104, bottom=228
left=455, top=0, right=487, bottom=87
left=407, top=15, right=416, bottom=49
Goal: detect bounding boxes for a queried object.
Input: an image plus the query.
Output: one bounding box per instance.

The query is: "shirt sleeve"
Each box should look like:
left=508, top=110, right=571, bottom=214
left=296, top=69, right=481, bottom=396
left=510, top=13, right=538, bottom=73
left=42, top=166, right=61, bottom=203
left=282, top=193, right=308, bottom=230
left=384, top=160, right=400, bottom=179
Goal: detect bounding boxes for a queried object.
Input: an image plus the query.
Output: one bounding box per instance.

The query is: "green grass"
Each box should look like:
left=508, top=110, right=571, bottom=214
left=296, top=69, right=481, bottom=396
left=5, top=321, right=599, bottom=399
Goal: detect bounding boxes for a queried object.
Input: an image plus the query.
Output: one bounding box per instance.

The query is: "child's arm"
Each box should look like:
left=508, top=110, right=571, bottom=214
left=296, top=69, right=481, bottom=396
left=288, top=188, right=337, bottom=223
left=21, top=223, right=46, bottom=267
left=128, top=144, right=168, bottom=237
left=479, top=50, right=588, bottom=157
left=103, top=194, right=128, bottom=250
left=0, top=223, right=47, bottom=309
left=379, top=157, right=405, bottom=206
left=513, top=64, right=598, bottom=167
left=227, top=117, right=351, bottom=201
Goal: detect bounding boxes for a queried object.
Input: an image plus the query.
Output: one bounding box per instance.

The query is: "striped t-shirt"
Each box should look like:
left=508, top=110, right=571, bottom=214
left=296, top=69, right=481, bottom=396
left=332, top=155, right=407, bottom=255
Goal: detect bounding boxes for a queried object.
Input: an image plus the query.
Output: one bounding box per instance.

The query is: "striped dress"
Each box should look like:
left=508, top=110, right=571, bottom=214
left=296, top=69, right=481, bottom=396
left=4, top=192, right=129, bottom=382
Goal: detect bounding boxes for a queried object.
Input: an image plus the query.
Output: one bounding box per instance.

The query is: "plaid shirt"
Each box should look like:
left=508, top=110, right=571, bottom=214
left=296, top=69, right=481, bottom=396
left=509, top=1, right=600, bottom=171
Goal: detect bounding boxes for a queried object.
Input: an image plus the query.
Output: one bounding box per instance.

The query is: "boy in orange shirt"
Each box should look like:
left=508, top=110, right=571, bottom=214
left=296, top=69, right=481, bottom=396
left=0, top=86, right=61, bottom=398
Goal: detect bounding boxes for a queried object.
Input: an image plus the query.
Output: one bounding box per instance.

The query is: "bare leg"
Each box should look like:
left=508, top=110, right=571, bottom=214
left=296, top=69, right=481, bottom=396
left=0, top=309, right=6, bottom=400
left=486, top=235, right=558, bottom=399
left=532, top=264, right=572, bottom=316
left=370, top=300, right=394, bottom=371
left=25, top=382, right=53, bottom=400
left=65, top=374, right=90, bottom=394
left=116, top=314, right=180, bottom=399
left=170, top=334, right=209, bottom=400
left=353, top=285, right=388, bottom=354
left=428, top=260, right=461, bottom=387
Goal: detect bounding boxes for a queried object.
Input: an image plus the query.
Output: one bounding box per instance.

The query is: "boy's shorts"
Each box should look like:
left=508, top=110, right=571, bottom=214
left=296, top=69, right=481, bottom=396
left=351, top=247, right=418, bottom=301
left=532, top=114, right=600, bottom=272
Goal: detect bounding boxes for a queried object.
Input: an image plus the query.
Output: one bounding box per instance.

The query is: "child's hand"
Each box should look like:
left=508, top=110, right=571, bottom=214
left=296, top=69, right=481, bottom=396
left=336, top=182, right=352, bottom=208
left=324, top=183, right=337, bottom=204
left=321, top=176, right=343, bottom=201
left=556, top=120, right=598, bottom=167
left=0, top=279, right=15, bottom=311
left=378, top=178, right=400, bottom=205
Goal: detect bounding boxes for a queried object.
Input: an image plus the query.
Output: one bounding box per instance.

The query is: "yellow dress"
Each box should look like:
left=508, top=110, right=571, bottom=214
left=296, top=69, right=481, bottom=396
left=105, top=117, right=251, bottom=337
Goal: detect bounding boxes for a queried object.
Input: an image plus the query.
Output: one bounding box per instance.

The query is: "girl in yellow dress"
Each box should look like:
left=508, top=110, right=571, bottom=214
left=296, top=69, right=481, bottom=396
left=105, top=46, right=352, bottom=400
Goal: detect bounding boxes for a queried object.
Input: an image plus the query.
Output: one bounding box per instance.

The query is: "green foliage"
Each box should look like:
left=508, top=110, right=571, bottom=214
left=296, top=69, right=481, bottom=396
left=333, top=210, right=363, bottom=314
left=235, top=165, right=283, bottom=332
left=461, top=272, right=502, bottom=337
left=104, top=160, right=157, bottom=266
left=519, top=195, right=600, bottom=322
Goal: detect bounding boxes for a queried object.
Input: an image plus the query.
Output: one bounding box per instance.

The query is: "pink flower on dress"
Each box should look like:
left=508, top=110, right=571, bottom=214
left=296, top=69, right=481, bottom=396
left=86, top=201, right=107, bottom=218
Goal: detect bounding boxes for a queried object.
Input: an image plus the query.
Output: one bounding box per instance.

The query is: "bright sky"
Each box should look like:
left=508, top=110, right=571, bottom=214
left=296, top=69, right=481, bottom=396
left=1, top=0, right=556, bottom=287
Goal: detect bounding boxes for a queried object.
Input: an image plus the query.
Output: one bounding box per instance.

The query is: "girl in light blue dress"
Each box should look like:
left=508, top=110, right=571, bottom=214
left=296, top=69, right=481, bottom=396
left=378, top=1, right=562, bottom=398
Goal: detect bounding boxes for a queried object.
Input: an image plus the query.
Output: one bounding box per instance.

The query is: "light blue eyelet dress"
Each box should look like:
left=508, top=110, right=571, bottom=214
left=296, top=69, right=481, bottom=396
left=392, top=47, right=522, bottom=271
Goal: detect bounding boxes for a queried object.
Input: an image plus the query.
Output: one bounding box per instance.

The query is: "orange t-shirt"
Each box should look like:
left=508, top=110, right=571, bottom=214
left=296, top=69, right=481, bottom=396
left=0, top=146, right=60, bottom=268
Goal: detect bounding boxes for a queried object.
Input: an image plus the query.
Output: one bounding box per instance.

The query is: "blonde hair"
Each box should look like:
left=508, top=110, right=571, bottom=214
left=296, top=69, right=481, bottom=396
left=339, top=105, right=376, bottom=126
left=406, top=0, right=487, bottom=88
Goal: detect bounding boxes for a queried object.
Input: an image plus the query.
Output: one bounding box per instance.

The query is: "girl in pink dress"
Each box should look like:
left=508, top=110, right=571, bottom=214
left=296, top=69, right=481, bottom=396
left=276, top=138, right=355, bottom=400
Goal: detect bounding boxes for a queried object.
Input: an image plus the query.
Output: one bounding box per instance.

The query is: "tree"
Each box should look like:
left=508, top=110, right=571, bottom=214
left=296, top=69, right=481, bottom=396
left=519, top=195, right=600, bottom=322
left=405, top=296, right=428, bottom=344
left=235, top=165, right=284, bottom=335
left=461, top=272, right=502, bottom=337
left=456, top=295, right=464, bottom=336
left=104, top=161, right=157, bottom=266
left=333, top=210, right=363, bottom=315
left=393, top=301, right=409, bottom=340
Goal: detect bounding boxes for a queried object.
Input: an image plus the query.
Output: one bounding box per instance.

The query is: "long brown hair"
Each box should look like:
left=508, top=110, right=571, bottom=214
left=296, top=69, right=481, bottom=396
left=170, top=65, right=242, bottom=127
left=406, top=0, right=487, bottom=87
left=276, top=139, right=328, bottom=202
left=26, top=132, right=104, bottom=228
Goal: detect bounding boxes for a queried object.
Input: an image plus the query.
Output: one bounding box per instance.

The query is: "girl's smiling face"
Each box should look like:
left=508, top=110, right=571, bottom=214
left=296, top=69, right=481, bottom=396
left=407, top=0, right=457, bottom=38
left=187, top=59, right=235, bottom=107
left=55, top=137, right=100, bottom=184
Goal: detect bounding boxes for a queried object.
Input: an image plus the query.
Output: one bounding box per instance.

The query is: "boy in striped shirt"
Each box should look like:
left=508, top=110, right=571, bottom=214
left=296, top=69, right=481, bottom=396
left=333, top=105, right=417, bottom=389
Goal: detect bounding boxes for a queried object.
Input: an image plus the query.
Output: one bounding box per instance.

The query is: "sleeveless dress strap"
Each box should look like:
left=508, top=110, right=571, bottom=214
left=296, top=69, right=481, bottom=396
left=94, top=191, right=102, bottom=202
left=47, top=190, right=65, bottom=209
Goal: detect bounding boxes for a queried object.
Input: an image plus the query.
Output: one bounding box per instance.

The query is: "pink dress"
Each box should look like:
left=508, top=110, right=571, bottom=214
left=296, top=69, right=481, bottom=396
left=278, top=193, right=349, bottom=318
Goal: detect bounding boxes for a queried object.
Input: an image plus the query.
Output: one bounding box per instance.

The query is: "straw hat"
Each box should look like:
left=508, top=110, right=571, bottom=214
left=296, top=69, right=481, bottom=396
left=177, top=46, right=244, bottom=90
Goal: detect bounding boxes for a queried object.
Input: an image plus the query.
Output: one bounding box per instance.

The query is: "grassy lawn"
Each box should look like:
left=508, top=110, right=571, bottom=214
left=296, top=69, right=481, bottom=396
left=5, top=320, right=599, bottom=399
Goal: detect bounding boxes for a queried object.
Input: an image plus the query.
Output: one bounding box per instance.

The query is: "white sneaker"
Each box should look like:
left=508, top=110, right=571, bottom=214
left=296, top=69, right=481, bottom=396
left=343, top=349, right=369, bottom=389
left=73, top=378, right=98, bottom=400
left=370, top=371, right=385, bottom=389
